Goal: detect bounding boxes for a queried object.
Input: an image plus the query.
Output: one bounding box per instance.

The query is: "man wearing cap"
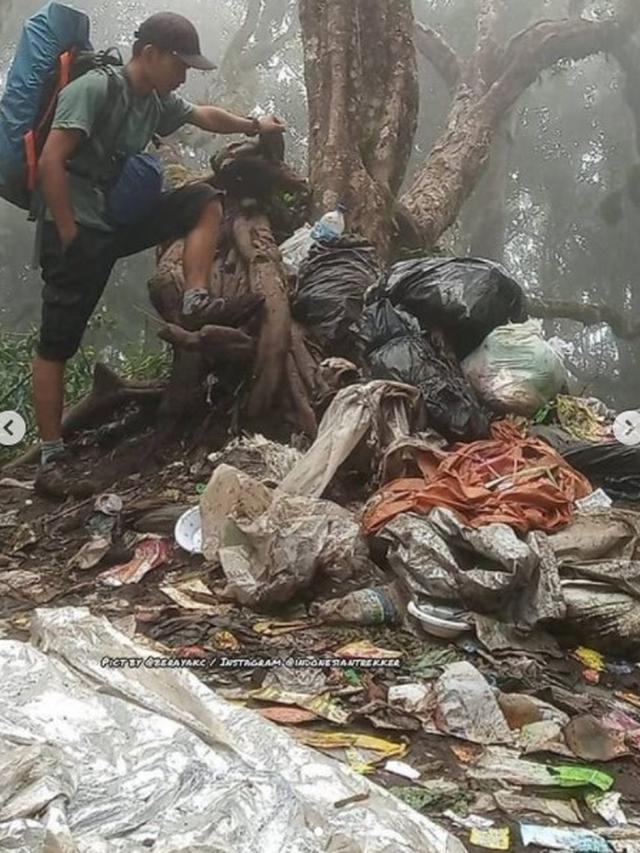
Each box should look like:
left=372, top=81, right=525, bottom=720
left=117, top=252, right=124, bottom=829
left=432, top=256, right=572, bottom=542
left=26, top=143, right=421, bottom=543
left=33, top=12, right=284, bottom=497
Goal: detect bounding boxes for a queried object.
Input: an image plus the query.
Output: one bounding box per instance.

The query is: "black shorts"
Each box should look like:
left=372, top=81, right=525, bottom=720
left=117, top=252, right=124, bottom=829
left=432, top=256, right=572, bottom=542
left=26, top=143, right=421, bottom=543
left=37, top=183, right=224, bottom=362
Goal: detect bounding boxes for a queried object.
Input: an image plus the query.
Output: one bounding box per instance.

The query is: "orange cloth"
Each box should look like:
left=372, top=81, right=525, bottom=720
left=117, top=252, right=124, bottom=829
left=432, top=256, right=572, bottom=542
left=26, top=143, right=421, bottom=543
left=363, top=420, right=592, bottom=535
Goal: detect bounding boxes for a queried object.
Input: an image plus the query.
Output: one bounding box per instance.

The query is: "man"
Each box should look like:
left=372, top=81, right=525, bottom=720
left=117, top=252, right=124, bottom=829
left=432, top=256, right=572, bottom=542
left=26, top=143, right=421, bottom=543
left=34, top=12, right=284, bottom=497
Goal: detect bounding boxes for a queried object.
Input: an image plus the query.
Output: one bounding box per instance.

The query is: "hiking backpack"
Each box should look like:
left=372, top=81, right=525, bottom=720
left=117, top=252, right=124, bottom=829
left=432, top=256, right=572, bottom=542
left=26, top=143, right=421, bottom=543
left=0, top=1, right=124, bottom=213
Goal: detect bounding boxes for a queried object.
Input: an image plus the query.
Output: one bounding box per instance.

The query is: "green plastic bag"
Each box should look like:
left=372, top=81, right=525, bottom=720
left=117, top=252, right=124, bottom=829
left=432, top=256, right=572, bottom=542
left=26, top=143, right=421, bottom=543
left=548, top=765, right=614, bottom=792
left=463, top=320, right=569, bottom=417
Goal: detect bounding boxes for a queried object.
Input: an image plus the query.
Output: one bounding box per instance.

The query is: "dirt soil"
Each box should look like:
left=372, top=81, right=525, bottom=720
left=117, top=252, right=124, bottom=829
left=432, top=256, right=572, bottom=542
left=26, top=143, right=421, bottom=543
left=1, top=431, right=640, bottom=852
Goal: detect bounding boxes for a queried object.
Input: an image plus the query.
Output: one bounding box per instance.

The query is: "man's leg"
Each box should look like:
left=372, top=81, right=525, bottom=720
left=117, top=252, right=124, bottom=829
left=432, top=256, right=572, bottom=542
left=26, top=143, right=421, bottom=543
left=35, top=224, right=115, bottom=474
left=33, top=357, right=65, bottom=447
left=182, top=196, right=223, bottom=293
left=115, top=184, right=225, bottom=321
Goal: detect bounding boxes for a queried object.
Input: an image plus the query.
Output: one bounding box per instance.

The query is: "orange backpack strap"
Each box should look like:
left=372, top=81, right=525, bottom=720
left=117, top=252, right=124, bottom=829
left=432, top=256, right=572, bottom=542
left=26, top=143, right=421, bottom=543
left=24, top=49, right=76, bottom=191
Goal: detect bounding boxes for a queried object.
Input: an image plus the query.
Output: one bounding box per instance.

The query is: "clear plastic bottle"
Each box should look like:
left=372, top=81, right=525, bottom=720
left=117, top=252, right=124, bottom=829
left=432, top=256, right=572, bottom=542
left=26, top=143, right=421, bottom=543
left=310, top=203, right=347, bottom=243
left=310, top=583, right=402, bottom=625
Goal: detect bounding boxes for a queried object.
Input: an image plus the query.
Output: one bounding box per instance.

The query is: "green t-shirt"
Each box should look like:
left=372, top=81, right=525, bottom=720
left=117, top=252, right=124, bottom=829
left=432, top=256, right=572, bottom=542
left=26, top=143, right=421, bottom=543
left=47, top=67, right=194, bottom=231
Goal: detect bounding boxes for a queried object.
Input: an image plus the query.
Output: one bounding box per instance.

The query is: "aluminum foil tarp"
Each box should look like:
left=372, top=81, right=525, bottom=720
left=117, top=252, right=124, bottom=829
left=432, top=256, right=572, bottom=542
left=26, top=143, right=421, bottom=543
left=0, top=607, right=466, bottom=853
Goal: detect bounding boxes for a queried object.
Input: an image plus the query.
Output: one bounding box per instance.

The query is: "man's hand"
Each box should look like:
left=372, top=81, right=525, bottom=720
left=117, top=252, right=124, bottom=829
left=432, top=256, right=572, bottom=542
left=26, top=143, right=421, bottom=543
left=258, top=115, right=286, bottom=135
left=39, top=128, right=84, bottom=254
left=190, top=106, right=287, bottom=136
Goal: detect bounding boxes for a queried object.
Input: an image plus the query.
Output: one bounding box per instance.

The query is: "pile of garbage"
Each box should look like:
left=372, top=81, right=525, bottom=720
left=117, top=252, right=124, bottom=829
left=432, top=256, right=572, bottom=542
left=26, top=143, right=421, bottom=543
left=2, top=227, right=640, bottom=851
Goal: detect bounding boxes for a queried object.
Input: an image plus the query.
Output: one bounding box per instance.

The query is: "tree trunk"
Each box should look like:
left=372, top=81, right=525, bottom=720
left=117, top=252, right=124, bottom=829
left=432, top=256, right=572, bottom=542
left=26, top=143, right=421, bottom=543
left=298, top=0, right=418, bottom=256
left=146, top=139, right=320, bottom=441
left=232, top=212, right=291, bottom=417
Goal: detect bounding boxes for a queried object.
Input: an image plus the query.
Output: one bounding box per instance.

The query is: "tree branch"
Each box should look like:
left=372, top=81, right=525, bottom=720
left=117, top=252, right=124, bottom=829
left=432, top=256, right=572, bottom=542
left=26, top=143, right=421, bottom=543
left=527, top=296, right=640, bottom=339
left=223, top=0, right=262, bottom=67
left=239, top=12, right=300, bottom=71
left=255, top=0, right=287, bottom=44
left=414, top=21, right=461, bottom=91
left=472, top=0, right=506, bottom=89
left=485, top=15, right=633, bottom=119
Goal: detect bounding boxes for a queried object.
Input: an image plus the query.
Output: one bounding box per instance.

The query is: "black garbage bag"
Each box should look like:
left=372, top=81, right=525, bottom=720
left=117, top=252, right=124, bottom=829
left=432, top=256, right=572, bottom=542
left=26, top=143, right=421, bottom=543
left=532, top=425, right=640, bottom=502
left=359, top=300, right=490, bottom=442
left=292, top=235, right=382, bottom=355
left=358, top=295, right=422, bottom=349
left=372, top=257, right=527, bottom=359
left=563, top=444, right=640, bottom=502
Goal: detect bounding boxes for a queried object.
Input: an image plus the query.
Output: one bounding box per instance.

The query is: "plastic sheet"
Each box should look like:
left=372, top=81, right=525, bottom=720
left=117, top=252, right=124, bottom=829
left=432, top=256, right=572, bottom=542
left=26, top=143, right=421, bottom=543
left=435, top=662, right=513, bottom=745
left=548, top=509, right=640, bottom=598
left=280, top=380, right=423, bottom=498
left=292, top=235, right=382, bottom=354
left=207, top=433, right=304, bottom=485
left=532, top=426, right=640, bottom=502
left=380, top=508, right=565, bottom=629
left=364, top=421, right=592, bottom=536
left=359, top=300, right=490, bottom=442
left=372, top=256, right=526, bottom=359
left=462, top=321, right=569, bottom=416
left=545, top=510, right=640, bottom=651
left=560, top=580, right=640, bottom=653
left=279, top=223, right=313, bottom=272
left=0, top=607, right=467, bottom=853
left=492, top=791, right=583, bottom=825
left=201, top=464, right=376, bottom=607
left=520, top=824, right=611, bottom=852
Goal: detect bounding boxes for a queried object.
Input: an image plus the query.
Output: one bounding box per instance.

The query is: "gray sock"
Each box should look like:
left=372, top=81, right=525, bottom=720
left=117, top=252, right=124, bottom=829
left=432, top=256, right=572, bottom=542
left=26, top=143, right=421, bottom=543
left=182, top=289, right=210, bottom=315
left=41, top=438, right=65, bottom=465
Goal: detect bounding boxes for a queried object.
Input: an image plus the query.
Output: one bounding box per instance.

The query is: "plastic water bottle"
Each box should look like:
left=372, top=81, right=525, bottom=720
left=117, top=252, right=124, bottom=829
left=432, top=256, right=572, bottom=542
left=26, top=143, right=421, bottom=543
left=310, top=583, right=402, bottom=625
left=310, top=203, right=347, bottom=243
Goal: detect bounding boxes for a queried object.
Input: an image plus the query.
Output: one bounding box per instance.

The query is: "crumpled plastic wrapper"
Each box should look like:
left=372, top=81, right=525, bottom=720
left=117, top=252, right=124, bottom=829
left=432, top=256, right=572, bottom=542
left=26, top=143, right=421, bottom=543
left=435, top=661, right=513, bottom=745
left=217, top=492, right=372, bottom=606
left=207, top=433, right=303, bottom=485
left=380, top=507, right=565, bottom=629
left=280, top=380, right=423, bottom=498
left=201, top=464, right=378, bottom=608
left=0, top=607, right=467, bottom=852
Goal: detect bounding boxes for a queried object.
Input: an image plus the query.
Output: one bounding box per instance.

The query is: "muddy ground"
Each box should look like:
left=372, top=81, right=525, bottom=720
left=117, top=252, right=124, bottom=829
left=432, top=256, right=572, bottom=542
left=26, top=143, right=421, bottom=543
left=1, top=429, right=640, bottom=852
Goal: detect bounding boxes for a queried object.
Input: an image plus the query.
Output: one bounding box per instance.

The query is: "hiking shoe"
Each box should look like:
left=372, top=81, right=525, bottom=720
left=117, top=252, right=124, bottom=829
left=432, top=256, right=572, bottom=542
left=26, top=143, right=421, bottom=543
left=34, top=451, right=95, bottom=501
left=181, top=293, right=264, bottom=331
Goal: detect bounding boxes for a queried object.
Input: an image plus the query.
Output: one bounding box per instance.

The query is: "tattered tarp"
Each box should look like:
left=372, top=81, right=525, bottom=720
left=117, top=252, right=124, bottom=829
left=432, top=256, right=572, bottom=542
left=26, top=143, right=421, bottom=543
left=363, top=421, right=591, bottom=535
left=549, top=509, right=640, bottom=651
left=280, top=380, right=423, bottom=498
left=378, top=507, right=640, bottom=652
left=380, top=507, right=565, bottom=629
left=0, top=607, right=466, bottom=853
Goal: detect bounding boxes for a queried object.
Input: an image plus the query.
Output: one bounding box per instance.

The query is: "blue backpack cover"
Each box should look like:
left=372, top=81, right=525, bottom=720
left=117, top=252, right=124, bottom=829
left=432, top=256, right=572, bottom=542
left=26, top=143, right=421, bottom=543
left=106, top=152, right=164, bottom=227
left=0, top=2, right=92, bottom=209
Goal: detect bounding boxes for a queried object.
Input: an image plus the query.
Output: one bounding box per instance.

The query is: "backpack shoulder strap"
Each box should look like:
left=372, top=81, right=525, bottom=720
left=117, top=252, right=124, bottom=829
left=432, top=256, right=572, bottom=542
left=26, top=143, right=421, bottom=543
left=92, top=66, right=130, bottom=158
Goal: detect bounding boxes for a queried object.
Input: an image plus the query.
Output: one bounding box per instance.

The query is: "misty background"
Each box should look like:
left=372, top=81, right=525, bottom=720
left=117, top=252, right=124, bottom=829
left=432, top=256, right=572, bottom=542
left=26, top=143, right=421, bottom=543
left=0, top=0, right=638, bottom=406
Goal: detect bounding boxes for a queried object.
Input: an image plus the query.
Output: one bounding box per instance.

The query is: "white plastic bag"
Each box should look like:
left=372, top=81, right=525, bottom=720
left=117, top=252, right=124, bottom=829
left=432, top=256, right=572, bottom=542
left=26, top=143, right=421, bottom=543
left=462, top=320, right=569, bottom=416
left=278, top=224, right=313, bottom=273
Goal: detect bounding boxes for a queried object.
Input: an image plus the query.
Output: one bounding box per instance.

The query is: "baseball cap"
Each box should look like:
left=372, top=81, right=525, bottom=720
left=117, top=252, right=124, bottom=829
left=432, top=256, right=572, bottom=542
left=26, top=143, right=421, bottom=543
left=134, top=12, right=216, bottom=71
